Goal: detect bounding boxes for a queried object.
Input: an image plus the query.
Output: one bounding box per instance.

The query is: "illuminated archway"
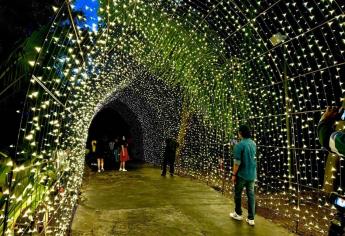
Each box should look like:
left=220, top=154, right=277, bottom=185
left=1, top=0, right=344, bottom=235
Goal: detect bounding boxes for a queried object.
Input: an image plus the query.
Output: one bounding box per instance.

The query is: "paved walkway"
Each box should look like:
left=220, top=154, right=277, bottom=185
left=71, top=163, right=294, bottom=236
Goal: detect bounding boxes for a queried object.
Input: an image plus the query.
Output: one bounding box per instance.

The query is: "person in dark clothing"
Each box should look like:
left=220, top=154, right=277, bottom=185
left=317, top=104, right=345, bottom=157
left=113, top=137, right=120, bottom=166
left=90, top=139, right=97, bottom=169
left=161, top=138, right=179, bottom=176
left=97, top=137, right=107, bottom=172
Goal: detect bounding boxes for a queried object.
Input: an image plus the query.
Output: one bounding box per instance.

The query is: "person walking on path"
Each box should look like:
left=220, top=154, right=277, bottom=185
left=90, top=139, right=97, bottom=169
left=113, top=137, right=120, bottom=168
left=109, top=139, right=115, bottom=155
left=108, top=138, right=117, bottom=169
left=97, top=138, right=106, bottom=172
left=229, top=125, right=257, bottom=226
left=161, top=138, right=179, bottom=177
left=119, top=136, right=129, bottom=171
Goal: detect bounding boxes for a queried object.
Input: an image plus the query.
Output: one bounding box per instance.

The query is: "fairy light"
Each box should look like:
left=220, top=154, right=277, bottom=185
left=1, top=0, right=344, bottom=235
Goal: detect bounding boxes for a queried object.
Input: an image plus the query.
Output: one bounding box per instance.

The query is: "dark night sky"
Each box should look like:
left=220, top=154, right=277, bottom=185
left=0, top=0, right=63, bottom=61
left=0, top=0, right=63, bottom=153
left=0, top=0, right=100, bottom=153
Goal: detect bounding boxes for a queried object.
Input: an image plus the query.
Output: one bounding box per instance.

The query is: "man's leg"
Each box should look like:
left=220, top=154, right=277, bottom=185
left=169, top=158, right=175, bottom=175
left=245, top=180, right=255, bottom=220
left=162, top=157, right=168, bottom=176
left=234, top=177, right=246, bottom=216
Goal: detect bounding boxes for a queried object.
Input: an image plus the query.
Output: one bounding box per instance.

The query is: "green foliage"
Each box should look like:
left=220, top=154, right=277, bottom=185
left=98, top=0, right=253, bottom=138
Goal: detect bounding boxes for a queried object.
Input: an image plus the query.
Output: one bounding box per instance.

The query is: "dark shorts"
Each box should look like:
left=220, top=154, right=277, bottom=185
left=90, top=152, right=104, bottom=159
left=90, top=152, right=97, bottom=159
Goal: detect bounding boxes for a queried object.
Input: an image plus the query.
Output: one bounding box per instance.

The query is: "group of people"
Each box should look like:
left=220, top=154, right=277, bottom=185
left=89, top=136, right=130, bottom=172
left=88, top=135, right=180, bottom=175
left=84, top=102, right=344, bottom=228
left=159, top=124, right=262, bottom=226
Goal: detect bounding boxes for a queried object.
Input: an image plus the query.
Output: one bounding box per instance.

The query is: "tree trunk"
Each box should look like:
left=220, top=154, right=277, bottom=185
left=175, top=101, right=191, bottom=174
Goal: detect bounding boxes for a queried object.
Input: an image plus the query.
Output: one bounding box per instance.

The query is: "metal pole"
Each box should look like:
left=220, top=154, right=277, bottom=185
left=283, top=46, right=292, bottom=190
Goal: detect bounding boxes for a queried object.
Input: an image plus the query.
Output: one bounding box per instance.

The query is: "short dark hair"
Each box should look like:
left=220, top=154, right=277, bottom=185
left=239, top=124, right=251, bottom=138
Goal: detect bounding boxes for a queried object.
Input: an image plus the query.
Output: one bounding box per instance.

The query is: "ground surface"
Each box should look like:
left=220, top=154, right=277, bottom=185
left=71, top=163, right=295, bottom=236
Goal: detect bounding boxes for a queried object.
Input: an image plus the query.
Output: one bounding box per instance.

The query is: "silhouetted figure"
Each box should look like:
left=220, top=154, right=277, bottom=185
left=90, top=139, right=97, bottom=168
left=108, top=138, right=118, bottom=169
left=97, top=137, right=107, bottom=172
left=161, top=138, right=179, bottom=177
left=109, top=139, right=115, bottom=154
left=113, top=137, right=120, bottom=167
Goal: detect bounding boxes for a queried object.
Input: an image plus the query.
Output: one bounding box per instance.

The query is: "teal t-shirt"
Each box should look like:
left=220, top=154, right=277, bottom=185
left=233, top=138, right=257, bottom=181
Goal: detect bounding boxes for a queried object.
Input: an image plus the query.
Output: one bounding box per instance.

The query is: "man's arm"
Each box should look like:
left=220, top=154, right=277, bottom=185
left=318, top=107, right=339, bottom=152
left=232, top=143, right=242, bottom=184
left=231, top=164, right=240, bottom=184
left=232, top=163, right=239, bottom=175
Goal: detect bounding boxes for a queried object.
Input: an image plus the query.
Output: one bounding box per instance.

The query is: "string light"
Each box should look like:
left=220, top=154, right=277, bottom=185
left=1, top=0, right=344, bottom=235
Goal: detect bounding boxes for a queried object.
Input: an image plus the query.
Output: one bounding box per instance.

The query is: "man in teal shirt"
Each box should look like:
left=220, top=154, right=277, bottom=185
left=229, top=125, right=257, bottom=226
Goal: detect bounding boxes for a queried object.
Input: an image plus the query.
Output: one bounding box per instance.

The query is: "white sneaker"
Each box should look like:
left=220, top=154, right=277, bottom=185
left=246, top=218, right=255, bottom=226
left=97, top=169, right=100, bottom=173
left=122, top=169, right=127, bottom=172
left=119, top=168, right=122, bottom=171
left=229, top=212, right=243, bottom=221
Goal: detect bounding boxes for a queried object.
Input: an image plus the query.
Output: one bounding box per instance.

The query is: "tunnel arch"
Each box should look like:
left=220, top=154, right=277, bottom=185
left=94, top=71, right=182, bottom=163
left=1, top=0, right=344, bottom=235
left=87, top=102, right=144, bottom=161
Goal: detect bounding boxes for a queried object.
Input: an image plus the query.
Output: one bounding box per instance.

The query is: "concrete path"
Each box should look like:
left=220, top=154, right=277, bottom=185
left=71, top=164, right=294, bottom=236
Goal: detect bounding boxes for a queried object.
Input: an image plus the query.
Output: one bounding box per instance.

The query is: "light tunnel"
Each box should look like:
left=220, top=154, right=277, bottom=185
left=0, top=0, right=344, bottom=235
left=89, top=73, right=182, bottom=162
